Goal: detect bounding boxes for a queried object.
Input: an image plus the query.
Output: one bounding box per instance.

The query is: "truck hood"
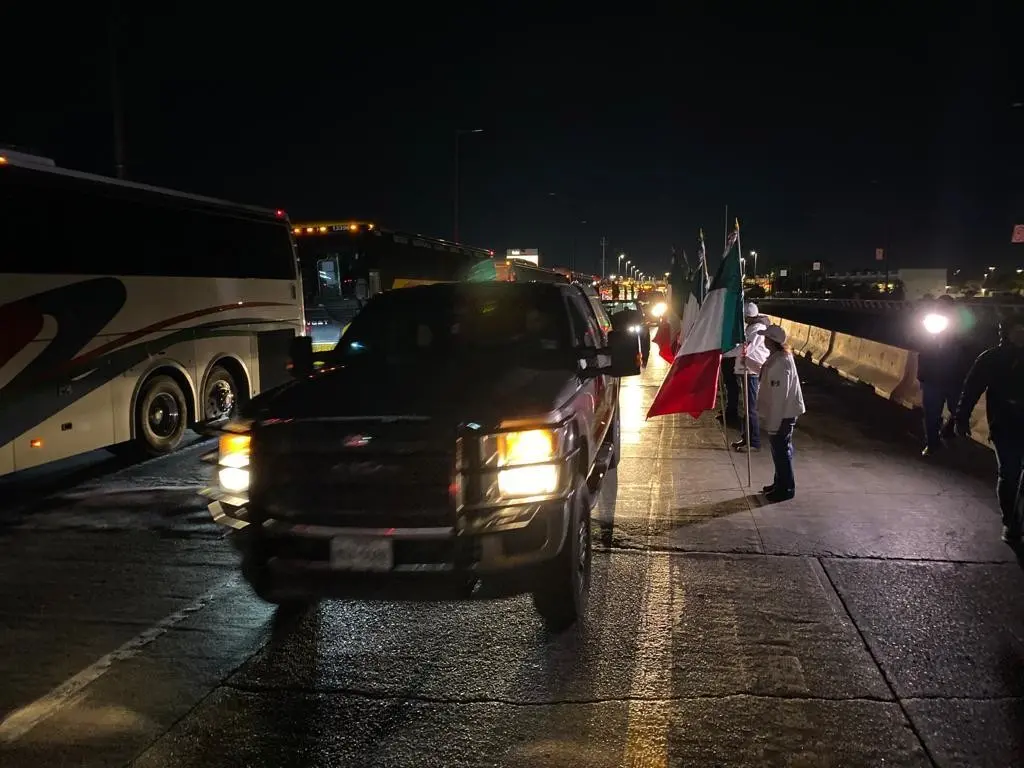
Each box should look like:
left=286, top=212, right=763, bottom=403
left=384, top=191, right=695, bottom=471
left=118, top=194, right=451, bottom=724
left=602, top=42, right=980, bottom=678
left=244, top=360, right=579, bottom=429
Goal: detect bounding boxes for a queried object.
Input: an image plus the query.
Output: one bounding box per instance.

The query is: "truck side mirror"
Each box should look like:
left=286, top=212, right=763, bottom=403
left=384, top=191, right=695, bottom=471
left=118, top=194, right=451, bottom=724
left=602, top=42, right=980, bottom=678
left=606, top=330, right=642, bottom=377
left=288, top=335, right=314, bottom=378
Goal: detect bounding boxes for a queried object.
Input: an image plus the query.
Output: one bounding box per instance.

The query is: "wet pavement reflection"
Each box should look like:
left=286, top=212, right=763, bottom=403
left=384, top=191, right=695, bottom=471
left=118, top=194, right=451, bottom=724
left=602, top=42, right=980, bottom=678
left=0, top=356, right=1022, bottom=766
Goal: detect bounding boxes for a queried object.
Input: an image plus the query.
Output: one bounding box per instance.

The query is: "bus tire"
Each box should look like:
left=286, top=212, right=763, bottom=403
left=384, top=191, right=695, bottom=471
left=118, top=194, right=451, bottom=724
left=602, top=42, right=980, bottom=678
left=135, top=375, right=188, bottom=456
left=202, top=365, right=238, bottom=423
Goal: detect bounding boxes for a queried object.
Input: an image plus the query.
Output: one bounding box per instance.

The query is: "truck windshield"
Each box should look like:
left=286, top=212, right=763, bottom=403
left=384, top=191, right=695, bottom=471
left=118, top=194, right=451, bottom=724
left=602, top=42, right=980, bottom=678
left=328, top=285, right=571, bottom=364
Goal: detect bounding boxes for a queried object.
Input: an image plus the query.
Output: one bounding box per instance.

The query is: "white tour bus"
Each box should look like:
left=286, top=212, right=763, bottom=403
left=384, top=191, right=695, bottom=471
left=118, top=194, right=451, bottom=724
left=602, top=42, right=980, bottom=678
left=0, top=150, right=304, bottom=476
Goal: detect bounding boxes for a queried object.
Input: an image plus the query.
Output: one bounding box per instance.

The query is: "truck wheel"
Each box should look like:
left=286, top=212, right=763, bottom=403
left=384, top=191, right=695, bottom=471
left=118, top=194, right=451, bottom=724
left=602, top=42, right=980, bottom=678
left=532, top=476, right=592, bottom=632
left=605, top=406, right=621, bottom=469
left=243, top=554, right=315, bottom=611
left=203, top=365, right=238, bottom=422
left=135, top=375, right=188, bottom=456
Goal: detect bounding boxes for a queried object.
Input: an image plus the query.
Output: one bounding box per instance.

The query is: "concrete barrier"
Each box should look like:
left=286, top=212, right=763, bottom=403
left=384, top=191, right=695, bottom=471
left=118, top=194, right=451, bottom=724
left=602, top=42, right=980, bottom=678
left=767, top=315, right=992, bottom=450
left=804, top=325, right=835, bottom=364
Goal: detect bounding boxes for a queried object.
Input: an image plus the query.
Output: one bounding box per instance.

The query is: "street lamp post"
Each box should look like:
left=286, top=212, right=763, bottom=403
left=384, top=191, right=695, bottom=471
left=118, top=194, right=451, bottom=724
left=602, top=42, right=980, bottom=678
left=454, top=128, right=483, bottom=242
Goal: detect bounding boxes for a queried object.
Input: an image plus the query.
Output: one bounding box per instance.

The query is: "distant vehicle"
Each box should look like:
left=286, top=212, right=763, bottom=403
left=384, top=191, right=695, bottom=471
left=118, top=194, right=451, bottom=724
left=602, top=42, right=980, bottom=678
left=293, top=221, right=494, bottom=350
left=0, top=150, right=303, bottom=476
left=202, top=281, right=642, bottom=630
left=490, top=258, right=570, bottom=284
left=602, top=299, right=651, bottom=366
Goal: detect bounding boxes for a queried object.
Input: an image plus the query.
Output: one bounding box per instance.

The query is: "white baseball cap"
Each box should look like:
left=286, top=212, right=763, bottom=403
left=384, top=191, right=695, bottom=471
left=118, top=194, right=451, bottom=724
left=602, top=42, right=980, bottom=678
left=744, top=302, right=760, bottom=318
left=759, top=324, right=787, bottom=345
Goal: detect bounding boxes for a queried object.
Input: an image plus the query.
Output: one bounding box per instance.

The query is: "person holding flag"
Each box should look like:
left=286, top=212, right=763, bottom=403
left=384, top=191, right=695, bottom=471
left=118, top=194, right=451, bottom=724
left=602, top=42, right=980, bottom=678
left=724, top=302, right=770, bottom=451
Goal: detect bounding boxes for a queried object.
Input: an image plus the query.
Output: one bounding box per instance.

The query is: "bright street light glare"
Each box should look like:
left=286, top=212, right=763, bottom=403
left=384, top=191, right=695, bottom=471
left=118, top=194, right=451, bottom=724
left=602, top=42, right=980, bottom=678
left=922, top=313, right=949, bottom=335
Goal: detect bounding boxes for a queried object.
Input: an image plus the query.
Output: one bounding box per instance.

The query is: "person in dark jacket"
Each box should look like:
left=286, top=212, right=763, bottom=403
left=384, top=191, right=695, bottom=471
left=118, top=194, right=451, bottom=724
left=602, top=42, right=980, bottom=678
left=954, top=314, right=1024, bottom=543
left=916, top=295, right=973, bottom=456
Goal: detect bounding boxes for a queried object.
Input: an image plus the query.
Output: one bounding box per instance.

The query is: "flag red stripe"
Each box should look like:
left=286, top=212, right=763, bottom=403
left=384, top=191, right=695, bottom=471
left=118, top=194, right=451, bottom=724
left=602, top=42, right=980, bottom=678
left=646, top=349, right=722, bottom=419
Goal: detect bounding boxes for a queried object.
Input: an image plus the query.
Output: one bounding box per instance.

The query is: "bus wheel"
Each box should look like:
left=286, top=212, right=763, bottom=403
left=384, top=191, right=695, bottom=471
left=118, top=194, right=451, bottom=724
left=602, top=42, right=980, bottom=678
left=203, top=365, right=238, bottom=423
left=135, top=375, right=188, bottom=456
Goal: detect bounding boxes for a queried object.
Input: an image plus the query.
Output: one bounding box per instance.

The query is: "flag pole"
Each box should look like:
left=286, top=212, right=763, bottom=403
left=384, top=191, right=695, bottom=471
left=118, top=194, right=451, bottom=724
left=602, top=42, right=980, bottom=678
left=735, top=218, right=752, bottom=488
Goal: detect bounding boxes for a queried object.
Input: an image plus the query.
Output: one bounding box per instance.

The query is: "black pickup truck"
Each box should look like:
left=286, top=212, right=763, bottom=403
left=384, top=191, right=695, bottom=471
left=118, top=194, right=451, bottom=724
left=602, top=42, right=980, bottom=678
left=202, top=280, right=640, bottom=630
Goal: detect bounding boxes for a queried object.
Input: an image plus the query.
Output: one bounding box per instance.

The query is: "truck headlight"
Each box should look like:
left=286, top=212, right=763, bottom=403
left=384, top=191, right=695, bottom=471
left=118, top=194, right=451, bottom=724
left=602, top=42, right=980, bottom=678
left=218, top=432, right=250, bottom=493
left=651, top=301, right=667, bottom=318
left=922, top=313, right=949, bottom=334
left=479, top=427, right=568, bottom=500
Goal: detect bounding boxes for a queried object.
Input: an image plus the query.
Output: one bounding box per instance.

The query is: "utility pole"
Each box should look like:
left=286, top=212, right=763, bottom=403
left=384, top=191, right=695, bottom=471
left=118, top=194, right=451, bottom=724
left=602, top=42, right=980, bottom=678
left=600, top=236, right=607, bottom=278
left=109, top=0, right=126, bottom=179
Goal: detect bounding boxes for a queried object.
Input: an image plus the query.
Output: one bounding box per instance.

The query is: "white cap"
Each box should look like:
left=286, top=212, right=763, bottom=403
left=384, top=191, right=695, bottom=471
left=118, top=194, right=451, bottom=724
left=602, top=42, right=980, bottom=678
left=759, top=324, right=787, bottom=345
left=744, top=302, right=760, bottom=318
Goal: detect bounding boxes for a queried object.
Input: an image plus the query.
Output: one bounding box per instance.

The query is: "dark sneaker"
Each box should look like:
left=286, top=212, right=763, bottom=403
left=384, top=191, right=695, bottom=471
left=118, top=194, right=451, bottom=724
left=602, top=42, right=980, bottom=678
left=762, top=484, right=775, bottom=494
left=765, top=489, right=795, bottom=503
left=921, top=444, right=941, bottom=457
left=732, top=439, right=760, bottom=452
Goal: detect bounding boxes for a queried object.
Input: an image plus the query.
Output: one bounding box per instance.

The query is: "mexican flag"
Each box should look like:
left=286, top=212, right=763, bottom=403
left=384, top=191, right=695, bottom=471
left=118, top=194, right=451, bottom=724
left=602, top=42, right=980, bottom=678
left=647, top=230, right=744, bottom=419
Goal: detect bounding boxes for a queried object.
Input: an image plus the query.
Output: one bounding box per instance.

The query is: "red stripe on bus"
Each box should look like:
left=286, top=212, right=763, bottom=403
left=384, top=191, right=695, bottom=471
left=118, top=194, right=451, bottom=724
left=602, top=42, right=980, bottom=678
left=68, top=301, right=291, bottom=368
left=0, top=303, right=44, bottom=371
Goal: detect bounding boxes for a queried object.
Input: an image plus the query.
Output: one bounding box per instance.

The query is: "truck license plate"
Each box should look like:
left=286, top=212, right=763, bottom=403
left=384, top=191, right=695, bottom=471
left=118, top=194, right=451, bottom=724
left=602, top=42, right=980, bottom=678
left=330, top=537, right=394, bottom=572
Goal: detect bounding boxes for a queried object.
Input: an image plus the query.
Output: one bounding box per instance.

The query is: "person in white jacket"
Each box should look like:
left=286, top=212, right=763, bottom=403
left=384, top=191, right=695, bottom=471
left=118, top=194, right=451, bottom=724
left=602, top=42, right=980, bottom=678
left=724, top=302, right=770, bottom=451
left=756, top=324, right=807, bottom=502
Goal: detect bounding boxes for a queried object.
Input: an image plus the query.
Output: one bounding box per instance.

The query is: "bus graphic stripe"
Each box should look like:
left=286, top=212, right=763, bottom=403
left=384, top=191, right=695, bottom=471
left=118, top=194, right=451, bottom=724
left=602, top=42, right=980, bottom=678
left=67, top=298, right=292, bottom=370
left=0, top=318, right=291, bottom=448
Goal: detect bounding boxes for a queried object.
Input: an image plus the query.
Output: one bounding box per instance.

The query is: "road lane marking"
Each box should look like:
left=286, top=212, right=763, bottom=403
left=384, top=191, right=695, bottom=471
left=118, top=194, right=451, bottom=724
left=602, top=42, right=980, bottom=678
left=0, top=578, right=233, bottom=743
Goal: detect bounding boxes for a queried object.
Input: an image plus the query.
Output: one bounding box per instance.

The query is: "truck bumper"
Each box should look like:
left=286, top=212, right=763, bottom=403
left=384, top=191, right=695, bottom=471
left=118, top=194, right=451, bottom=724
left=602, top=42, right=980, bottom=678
left=212, top=494, right=578, bottom=601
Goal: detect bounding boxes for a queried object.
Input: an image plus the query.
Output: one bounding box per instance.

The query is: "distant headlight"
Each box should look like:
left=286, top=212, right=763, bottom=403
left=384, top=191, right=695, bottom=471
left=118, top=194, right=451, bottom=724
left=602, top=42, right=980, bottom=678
left=651, top=302, right=668, bottom=318
left=218, top=431, right=250, bottom=493
left=922, top=313, right=949, bottom=335
left=629, top=325, right=642, bottom=334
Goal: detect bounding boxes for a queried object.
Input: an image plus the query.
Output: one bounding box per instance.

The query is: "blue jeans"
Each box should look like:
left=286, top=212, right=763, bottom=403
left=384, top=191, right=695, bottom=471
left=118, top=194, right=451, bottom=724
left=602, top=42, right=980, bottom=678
left=737, top=373, right=760, bottom=448
left=993, top=435, right=1024, bottom=530
left=921, top=381, right=959, bottom=448
left=769, top=418, right=797, bottom=493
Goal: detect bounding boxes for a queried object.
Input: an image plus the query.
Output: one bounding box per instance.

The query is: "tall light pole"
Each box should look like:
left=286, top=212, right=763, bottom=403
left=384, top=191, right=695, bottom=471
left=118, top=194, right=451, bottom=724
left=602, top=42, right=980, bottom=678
left=454, top=128, right=483, bottom=242
left=750, top=250, right=758, bottom=279
left=600, top=237, right=607, bottom=278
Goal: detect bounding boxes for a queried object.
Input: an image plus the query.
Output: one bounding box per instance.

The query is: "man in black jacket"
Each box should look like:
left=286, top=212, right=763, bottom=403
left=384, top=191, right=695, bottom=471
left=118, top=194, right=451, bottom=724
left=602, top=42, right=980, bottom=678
left=954, top=314, right=1024, bottom=543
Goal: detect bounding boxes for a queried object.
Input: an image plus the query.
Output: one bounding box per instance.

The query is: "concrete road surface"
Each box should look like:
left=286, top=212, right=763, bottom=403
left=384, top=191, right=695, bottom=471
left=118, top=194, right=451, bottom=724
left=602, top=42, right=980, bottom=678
left=0, top=356, right=1021, bottom=767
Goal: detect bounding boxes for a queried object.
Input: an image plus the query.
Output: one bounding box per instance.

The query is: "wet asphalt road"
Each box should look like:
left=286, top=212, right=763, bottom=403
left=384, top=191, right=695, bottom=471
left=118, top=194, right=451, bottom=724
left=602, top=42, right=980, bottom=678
left=0, top=356, right=1022, bottom=767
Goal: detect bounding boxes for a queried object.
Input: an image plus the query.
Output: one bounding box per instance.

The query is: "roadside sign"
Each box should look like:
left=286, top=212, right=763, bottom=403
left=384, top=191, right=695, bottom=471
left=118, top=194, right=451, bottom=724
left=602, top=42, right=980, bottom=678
left=812, top=262, right=821, bottom=271
left=875, top=248, right=885, bottom=261
left=779, top=269, right=788, bottom=277
left=1012, top=224, right=1024, bottom=244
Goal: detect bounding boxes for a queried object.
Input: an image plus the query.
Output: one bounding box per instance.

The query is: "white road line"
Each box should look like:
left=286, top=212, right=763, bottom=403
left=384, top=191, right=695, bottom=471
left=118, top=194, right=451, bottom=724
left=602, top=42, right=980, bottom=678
left=0, top=578, right=232, bottom=743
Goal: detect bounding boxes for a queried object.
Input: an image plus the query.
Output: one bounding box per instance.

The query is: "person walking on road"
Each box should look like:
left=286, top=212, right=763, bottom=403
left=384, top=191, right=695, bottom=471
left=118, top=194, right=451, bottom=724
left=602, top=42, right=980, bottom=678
left=953, top=314, right=1024, bottom=544
left=725, top=302, right=770, bottom=451
left=757, top=324, right=806, bottom=502
left=916, top=294, right=972, bottom=456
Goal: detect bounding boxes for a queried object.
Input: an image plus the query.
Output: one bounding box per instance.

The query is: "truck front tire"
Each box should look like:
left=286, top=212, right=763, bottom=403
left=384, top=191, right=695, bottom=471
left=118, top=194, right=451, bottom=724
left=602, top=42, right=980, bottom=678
left=532, top=476, right=592, bottom=631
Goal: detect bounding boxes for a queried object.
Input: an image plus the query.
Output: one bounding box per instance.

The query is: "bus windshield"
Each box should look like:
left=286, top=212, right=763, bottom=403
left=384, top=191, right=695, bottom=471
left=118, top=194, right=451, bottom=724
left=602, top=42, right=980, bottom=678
left=296, top=235, right=365, bottom=301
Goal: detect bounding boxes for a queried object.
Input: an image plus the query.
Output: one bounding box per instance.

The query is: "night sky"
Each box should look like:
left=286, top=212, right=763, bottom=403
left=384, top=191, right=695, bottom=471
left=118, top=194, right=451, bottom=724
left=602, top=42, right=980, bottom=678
left=4, top=5, right=1022, bottom=278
